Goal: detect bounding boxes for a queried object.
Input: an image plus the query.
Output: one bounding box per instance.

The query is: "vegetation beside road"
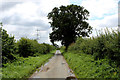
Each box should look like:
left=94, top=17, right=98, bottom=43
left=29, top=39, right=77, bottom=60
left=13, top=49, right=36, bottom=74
left=62, top=28, right=120, bottom=78
left=64, top=52, right=119, bottom=78
left=68, top=28, right=120, bottom=65
left=1, top=27, right=56, bottom=79
left=1, top=27, right=55, bottom=64
left=2, top=53, right=53, bottom=78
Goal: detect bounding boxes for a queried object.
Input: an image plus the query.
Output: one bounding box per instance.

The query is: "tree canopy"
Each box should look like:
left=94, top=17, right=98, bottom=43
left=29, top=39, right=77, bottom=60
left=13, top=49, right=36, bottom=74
left=48, top=4, right=92, bottom=50
left=1, top=27, right=16, bottom=63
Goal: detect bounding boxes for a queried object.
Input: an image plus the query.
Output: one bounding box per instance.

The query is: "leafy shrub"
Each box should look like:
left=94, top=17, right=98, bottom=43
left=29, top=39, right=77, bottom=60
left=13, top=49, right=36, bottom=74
left=16, top=38, right=33, bottom=57
left=1, top=27, right=55, bottom=64
left=16, top=38, right=55, bottom=57
left=68, top=28, right=120, bottom=65
left=64, top=52, right=119, bottom=78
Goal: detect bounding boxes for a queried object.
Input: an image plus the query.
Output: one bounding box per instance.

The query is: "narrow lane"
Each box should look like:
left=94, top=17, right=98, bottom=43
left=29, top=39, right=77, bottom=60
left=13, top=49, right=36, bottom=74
left=29, top=50, right=75, bottom=78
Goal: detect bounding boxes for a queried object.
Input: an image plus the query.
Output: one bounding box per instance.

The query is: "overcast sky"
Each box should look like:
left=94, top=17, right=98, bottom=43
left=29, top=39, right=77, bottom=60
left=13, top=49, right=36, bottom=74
left=0, top=0, right=119, bottom=45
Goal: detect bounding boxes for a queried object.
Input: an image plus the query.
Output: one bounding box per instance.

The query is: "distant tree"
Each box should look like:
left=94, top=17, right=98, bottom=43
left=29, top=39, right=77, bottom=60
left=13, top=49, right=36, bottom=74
left=17, top=37, right=34, bottom=57
left=48, top=4, right=92, bottom=51
left=16, top=38, right=56, bottom=57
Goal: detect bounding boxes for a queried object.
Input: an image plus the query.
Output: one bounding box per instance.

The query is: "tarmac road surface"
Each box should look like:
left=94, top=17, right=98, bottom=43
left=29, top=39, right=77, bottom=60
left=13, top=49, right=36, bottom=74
left=29, top=50, right=75, bottom=79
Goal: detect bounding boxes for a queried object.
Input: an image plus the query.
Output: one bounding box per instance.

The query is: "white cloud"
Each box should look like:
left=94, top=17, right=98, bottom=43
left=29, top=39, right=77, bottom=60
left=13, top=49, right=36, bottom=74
left=80, top=0, right=118, bottom=37
left=1, top=0, right=70, bottom=45
left=81, top=0, right=118, bottom=19
left=89, top=14, right=118, bottom=28
left=0, top=0, right=118, bottom=45
left=38, top=0, right=69, bottom=13
left=88, top=14, right=118, bottom=37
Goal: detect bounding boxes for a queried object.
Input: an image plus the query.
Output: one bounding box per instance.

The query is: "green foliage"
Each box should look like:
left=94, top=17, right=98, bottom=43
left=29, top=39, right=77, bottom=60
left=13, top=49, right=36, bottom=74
left=2, top=54, right=53, bottom=78
left=1, top=28, right=16, bottom=64
left=16, top=38, right=33, bottom=57
left=0, top=27, right=1, bottom=78
left=66, top=28, right=120, bottom=78
left=1, top=27, right=55, bottom=64
left=41, top=43, right=56, bottom=54
left=64, top=52, right=119, bottom=78
left=60, top=46, right=65, bottom=50
left=48, top=4, right=92, bottom=50
left=16, top=38, right=55, bottom=57
left=68, top=28, right=120, bottom=65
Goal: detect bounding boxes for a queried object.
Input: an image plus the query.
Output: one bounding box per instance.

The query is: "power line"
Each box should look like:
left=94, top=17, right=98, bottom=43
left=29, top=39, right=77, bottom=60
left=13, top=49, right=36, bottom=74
left=36, top=28, right=49, bottom=41
left=36, top=29, right=40, bottom=41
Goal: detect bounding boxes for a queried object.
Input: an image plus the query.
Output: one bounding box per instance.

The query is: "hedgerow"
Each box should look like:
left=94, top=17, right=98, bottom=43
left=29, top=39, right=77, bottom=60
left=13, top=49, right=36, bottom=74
left=16, top=38, right=55, bottom=57
left=1, top=27, right=55, bottom=64
left=64, top=52, right=119, bottom=78
left=1, top=27, right=56, bottom=79
left=61, top=28, right=120, bottom=78
left=68, top=28, right=120, bottom=65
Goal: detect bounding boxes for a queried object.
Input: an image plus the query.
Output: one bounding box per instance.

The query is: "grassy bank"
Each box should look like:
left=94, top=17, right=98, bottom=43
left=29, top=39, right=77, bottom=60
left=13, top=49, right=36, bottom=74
left=68, top=29, right=120, bottom=65
left=61, top=29, right=120, bottom=78
left=2, top=51, right=55, bottom=79
left=63, top=51, right=119, bottom=78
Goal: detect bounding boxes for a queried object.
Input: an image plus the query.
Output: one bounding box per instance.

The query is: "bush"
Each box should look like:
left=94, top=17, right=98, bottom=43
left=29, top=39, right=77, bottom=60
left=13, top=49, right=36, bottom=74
left=16, top=38, right=33, bottom=57
left=68, top=28, right=120, bottom=65
left=64, top=52, right=119, bottom=78
left=1, top=27, right=55, bottom=63
left=16, top=38, right=55, bottom=57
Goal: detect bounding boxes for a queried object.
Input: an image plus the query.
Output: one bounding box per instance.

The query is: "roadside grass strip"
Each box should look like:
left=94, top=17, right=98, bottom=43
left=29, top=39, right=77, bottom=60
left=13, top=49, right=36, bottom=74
left=2, top=54, right=53, bottom=78
left=63, top=52, right=119, bottom=78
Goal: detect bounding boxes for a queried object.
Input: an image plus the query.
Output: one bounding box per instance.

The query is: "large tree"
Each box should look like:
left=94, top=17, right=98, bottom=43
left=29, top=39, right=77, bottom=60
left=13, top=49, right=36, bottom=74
left=1, top=27, right=16, bottom=64
left=48, top=4, right=92, bottom=50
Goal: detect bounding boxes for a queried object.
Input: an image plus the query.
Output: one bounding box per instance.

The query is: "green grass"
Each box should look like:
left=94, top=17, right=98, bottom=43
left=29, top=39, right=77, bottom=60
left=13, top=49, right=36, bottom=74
left=63, top=52, right=119, bottom=78
left=50, top=49, right=57, bottom=54
left=68, top=29, right=120, bottom=65
left=2, top=53, right=53, bottom=78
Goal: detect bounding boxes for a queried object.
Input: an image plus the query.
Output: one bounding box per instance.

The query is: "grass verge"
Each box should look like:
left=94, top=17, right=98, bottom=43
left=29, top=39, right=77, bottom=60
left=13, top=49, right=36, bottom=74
left=2, top=52, right=55, bottom=79
left=63, top=52, right=120, bottom=78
